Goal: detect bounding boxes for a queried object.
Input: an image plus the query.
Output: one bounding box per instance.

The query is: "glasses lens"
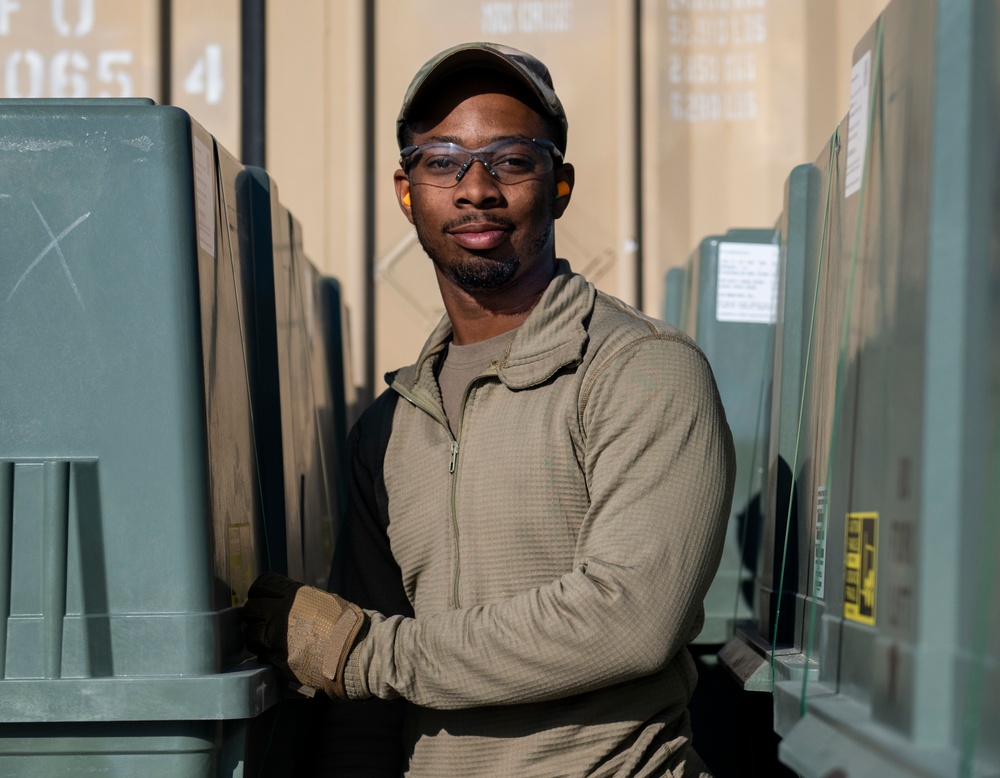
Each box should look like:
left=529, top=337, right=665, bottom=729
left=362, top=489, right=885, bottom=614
left=404, top=139, right=556, bottom=188
left=405, top=144, right=466, bottom=185
left=486, top=139, right=554, bottom=183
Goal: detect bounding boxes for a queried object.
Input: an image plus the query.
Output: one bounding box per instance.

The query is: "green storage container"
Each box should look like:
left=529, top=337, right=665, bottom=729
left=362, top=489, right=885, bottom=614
left=679, top=228, right=779, bottom=645
left=318, top=275, right=356, bottom=525
left=243, top=168, right=340, bottom=589
left=0, top=100, right=329, bottom=775
left=663, top=266, right=687, bottom=329
left=756, top=163, right=822, bottom=659
left=717, top=164, right=824, bottom=700
left=771, top=1, right=1000, bottom=774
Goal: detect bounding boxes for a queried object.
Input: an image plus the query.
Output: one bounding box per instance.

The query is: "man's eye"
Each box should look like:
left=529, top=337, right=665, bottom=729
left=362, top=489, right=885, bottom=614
left=422, top=155, right=461, bottom=173
left=493, top=154, right=537, bottom=171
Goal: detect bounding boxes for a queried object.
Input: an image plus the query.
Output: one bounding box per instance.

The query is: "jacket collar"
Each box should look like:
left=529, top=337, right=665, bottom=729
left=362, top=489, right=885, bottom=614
left=390, top=260, right=594, bottom=394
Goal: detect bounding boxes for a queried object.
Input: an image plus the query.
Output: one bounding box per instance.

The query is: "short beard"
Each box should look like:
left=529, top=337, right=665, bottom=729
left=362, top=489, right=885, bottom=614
left=414, top=210, right=552, bottom=293
left=445, top=254, right=520, bottom=291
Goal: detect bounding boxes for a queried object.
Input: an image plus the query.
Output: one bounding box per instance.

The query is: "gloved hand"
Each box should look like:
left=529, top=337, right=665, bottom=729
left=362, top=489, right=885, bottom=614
left=242, top=572, right=368, bottom=699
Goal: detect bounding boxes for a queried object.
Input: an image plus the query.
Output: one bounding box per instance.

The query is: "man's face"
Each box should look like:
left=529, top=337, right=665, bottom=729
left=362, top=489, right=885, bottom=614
left=394, top=74, right=573, bottom=296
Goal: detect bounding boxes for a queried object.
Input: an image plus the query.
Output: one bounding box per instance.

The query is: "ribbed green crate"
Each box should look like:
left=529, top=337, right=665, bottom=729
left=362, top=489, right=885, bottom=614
left=0, top=100, right=281, bottom=776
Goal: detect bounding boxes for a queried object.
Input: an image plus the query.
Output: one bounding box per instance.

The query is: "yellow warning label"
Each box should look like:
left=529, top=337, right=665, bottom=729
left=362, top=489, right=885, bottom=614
left=844, top=512, right=878, bottom=625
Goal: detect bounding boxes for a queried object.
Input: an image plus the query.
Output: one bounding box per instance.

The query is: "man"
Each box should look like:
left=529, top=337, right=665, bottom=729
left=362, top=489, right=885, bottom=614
left=244, top=42, right=736, bottom=777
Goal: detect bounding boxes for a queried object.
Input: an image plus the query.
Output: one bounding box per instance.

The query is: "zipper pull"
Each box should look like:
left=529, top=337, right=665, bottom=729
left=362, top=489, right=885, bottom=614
left=449, top=441, right=459, bottom=474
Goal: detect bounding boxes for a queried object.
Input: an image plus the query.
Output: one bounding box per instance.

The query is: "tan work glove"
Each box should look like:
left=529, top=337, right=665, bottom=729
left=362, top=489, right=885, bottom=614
left=242, top=572, right=367, bottom=699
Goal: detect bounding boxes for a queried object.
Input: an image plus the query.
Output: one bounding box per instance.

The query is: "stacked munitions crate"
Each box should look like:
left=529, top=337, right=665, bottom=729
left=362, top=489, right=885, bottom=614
left=244, top=169, right=346, bottom=591
left=0, top=100, right=350, bottom=776
left=663, top=267, right=687, bottom=330
left=717, top=162, right=824, bottom=698
left=685, top=0, right=999, bottom=774
left=776, top=1, right=1000, bottom=773
left=286, top=213, right=354, bottom=539
left=667, top=229, right=780, bottom=647
left=666, top=230, right=791, bottom=774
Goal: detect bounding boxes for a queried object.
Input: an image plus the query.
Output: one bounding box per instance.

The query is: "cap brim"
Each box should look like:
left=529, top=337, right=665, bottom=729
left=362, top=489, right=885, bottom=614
left=397, top=44, right=567, bottom=152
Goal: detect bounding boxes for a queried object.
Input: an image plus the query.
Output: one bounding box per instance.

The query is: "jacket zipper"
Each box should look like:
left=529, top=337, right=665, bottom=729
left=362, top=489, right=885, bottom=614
left=393, top=367, right=498, bottom=610
left=448, top=378, right=482, bottom=608
left=390, top=380, right=464, bottom=608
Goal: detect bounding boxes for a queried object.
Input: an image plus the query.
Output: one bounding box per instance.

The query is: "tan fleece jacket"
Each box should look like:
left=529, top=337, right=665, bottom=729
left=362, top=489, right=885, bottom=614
left=337, top=262, right=735, bottom=777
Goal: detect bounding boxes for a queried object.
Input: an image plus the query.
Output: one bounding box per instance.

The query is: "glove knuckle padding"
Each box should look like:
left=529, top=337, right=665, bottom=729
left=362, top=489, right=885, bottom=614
left=250, top=572, right=302, bottom=600
left=286, top=586, right=366, bottom=699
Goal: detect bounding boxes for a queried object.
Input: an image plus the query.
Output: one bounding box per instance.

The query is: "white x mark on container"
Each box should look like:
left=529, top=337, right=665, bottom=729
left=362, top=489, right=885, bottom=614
left=7, top=201, right=91, bottom=308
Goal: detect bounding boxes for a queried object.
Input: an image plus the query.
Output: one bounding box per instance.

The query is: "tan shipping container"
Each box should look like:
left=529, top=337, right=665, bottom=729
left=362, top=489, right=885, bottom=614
left=0, top=0, right=159, bottom=101
left=0, top=0, right=890, bottom=400
left=265, top=0, right=886, bottom=396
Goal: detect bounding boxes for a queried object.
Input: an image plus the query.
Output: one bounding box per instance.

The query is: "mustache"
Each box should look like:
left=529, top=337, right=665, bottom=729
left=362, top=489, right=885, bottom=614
left=440, top=212, right=515, bottom=233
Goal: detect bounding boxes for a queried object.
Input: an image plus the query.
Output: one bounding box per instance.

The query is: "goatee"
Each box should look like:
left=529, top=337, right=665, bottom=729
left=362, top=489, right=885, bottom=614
left=443, top=255, right=520, bottom=291
left=415, top=212, right=521, bottom=291
left=412, top=208, right=552, bottom=293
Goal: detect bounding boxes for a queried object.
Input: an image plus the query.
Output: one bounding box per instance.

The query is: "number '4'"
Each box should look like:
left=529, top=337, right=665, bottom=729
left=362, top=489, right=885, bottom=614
left=184, top=44, right=223, bottom=105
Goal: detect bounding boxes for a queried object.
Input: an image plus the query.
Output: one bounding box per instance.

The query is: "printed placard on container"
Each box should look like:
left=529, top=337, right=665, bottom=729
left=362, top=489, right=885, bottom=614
left=845, top=50, right=873, bottom=198
left=813, top=486, right=828, bottom=599
left=715, top=241, right=779, bottom=324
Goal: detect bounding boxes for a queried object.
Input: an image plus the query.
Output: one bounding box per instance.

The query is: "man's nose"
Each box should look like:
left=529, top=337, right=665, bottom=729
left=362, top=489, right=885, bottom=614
left=453, top=157, right=503, bottom=207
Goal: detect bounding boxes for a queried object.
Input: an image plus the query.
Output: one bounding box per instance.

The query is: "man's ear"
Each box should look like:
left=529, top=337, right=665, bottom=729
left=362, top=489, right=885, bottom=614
left=553, top=163, right=575, bottom=219
left=394, top=169, right=414, bottom=224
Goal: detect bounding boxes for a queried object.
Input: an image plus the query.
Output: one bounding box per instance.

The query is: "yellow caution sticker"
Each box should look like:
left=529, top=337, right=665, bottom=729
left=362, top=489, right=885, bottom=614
left=844, top=512, right=878, bottom=625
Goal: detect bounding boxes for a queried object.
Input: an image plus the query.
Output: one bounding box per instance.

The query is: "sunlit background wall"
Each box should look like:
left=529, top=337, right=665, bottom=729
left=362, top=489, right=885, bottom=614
left=0, top=0, right=888, bottom=401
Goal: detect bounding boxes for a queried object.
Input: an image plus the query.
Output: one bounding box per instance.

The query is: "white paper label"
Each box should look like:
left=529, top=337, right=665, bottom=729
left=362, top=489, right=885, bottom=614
left=845, top=50, right=872, bottom=198
left=193, top=136, right=216, bottom=258
left=715, top=241, right=779, bottom=323
left=813, top=485, right=828, bottom=599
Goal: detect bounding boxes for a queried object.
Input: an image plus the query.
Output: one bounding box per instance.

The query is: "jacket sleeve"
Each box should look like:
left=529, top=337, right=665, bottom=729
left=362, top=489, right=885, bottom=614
left=329, top=389, right=413, bottom=616
left=311, top=390, right=413, bottom=773
left=347, top=336, right=737, bottom=709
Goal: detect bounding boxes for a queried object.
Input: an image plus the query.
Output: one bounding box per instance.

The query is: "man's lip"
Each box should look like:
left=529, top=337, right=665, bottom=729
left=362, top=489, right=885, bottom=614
left=449, top=230, right=509, bottom=251
left=447, top=223, right=511, bottom=250
left=447, top=222, right=512, bottom=234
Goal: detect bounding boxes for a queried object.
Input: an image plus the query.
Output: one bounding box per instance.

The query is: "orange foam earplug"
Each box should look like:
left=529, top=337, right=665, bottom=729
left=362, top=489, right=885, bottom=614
left=556, top=181, right=571, bottom=199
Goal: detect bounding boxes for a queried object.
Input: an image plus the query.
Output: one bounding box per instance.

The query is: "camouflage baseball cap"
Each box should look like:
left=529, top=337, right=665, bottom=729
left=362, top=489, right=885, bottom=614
left=397, top=42, right=568, bottom=153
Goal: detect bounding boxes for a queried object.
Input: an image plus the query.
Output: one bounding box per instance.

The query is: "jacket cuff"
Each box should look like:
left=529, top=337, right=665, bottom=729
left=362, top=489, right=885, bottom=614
left=343, top=643, right=370, bottom=700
